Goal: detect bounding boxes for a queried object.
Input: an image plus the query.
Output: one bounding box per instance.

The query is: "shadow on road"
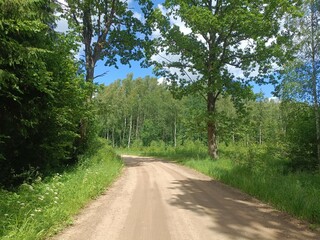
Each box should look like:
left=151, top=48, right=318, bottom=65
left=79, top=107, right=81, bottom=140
left=121, top=155, right=163, bottom=168
left=168, top=178, right=317, bottom=240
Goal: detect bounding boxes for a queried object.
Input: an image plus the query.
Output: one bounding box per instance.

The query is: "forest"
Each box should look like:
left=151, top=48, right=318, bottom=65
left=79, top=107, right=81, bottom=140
left=1, top=0, right=320, bottom=239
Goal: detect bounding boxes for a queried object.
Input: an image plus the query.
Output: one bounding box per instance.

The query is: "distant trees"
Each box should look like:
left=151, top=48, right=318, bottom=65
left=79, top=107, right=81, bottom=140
left=97, top=75, right=284, bottom=149
left=96, top=75, right=180, bottom=147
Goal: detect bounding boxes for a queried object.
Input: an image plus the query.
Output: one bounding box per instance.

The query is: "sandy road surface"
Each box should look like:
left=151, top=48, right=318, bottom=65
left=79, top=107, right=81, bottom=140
left=53, top=155, right=319, bottom=240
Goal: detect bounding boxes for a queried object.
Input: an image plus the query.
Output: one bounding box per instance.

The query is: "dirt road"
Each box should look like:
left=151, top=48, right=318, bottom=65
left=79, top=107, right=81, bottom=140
left=53, top=155, right=319, bottom=240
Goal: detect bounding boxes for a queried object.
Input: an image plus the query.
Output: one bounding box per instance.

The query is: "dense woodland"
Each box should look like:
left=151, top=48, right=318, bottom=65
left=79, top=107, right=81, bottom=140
left=1, top=0, right=320, bottom=189
left=96, top=74, right=319, bottom=171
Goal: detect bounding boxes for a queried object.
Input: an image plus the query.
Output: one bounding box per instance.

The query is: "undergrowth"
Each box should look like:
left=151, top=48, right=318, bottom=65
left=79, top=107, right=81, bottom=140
left=125, top=141, right=320, bottom=226
left=0, top=139, right=123, bottom=240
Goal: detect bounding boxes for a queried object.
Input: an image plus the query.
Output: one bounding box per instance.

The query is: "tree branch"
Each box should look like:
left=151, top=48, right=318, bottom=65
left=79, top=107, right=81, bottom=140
left=94, top=71, right=109, bottom=79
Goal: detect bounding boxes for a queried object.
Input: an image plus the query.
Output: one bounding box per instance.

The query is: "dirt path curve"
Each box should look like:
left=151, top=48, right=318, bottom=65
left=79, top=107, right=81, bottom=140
left=53, top=155, right=319, bottom=240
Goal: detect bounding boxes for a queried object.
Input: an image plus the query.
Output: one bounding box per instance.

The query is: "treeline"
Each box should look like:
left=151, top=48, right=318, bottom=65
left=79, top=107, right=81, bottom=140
left=96, top=75, right=180, bottom=147
left=97, top=74, right=318, bottom=171
left=0, top=0, right=96, bottom=187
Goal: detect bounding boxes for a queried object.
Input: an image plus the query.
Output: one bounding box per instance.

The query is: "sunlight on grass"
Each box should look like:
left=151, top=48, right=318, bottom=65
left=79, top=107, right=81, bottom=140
left=0, top=140, right=123, bottom=240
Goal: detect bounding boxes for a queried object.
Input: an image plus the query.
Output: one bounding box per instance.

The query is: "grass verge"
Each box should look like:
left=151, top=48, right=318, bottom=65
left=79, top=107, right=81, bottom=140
left=0, top=140, right=123, bottom=240
left=125, top=141, right=320, bottom=226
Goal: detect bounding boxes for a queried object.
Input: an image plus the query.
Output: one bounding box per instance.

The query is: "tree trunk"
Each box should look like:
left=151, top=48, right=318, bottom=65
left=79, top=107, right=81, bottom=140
left=136, top=115, right=139, bottom=139
left=207, top=121, right=218, bottom=158
left=112, top=128, right=115, bottom=147
left=128, top=114, right=132, bottom=148
left=123, top=117, right=126, bottom=145
left=259, top=125, right=262, bottom=145
left=207, top=91, right=218, bottom=159
left=174, top=114, right=177, bottom=147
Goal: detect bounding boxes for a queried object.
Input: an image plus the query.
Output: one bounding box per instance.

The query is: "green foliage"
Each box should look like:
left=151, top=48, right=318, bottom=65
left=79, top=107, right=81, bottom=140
left=0, top=0, right=97, bottom=187
left=280, top=102, right=318, bottom=171
left=0, top=140, right=123, bottom=240
left=62, top=0, right=153, bottom=82
left=96, top=75, right=183, bottom=147
left=147, top=0, right=301, bottom=157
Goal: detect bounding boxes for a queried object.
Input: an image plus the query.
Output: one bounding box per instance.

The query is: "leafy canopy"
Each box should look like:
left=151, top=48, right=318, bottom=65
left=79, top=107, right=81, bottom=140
left=148, top=0, right=302, bottom=99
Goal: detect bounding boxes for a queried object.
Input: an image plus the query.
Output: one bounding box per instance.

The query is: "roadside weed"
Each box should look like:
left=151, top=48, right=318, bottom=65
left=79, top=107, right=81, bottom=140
left=0, top=142, right=123, bottom=240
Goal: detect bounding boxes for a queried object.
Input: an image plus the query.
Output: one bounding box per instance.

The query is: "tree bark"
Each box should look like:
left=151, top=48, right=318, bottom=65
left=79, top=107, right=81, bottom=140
left=259, top=124, right=262, bottom=145
left=174, top=114, right=177, bottom=148
left=207, top=91, right=218, bottom=159
left=135, top=115, right=139, bottom=139
left=112, top=128, right=115, bottom=147
left=207, top=121, right=218, bottom=158
left=128, top=114, right=132, bottom=148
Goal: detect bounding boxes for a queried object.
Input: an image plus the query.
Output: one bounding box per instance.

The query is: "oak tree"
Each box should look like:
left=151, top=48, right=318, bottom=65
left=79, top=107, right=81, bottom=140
left=148, top=0, right=301, bottom=158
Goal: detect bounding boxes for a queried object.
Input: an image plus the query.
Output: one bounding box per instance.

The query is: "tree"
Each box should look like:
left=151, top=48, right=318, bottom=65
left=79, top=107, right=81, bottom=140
left=61, top=0, right=153, bottom=84
left=0, top=0, right=92, bottom=187
left=276, top=0, right=320, bottom=169
left=295, top=0, right=320, bottom=168
left=96, top=75, right=182, bottom=147
left=148, top=0, right=301, bottom=158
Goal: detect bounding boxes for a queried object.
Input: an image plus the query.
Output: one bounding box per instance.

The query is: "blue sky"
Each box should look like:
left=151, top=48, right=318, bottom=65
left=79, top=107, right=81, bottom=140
left=94, top=60, right=155, bottom=85
left=93, top=60, right=275, bottom=98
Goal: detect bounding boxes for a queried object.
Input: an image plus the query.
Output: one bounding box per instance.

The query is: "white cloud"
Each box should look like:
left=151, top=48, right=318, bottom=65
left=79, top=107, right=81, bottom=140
left=56, top=17, right=69, bottom=33
left=226, top=65, right=245, bottom=79
left=157, top=4, right=192, bottom=35
left=268, top=96, right=280, bottom=103
left=133, top=11, right=143, bottom=21
left=157, top=77, right=165, bottom=85
left=57, top=0, right=67, bottom=5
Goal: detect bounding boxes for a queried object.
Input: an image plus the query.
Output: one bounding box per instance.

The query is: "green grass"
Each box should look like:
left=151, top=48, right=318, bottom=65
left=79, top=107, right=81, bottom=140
left=125, top=141, right=320, bottom=226
left=0, top=140, right=123, bottom=240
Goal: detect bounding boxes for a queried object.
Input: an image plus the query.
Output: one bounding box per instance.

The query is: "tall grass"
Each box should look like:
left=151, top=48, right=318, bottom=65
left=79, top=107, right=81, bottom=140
left=0, top=140, right=123, bottom=240
left=136, top=141, right=320, bottom=225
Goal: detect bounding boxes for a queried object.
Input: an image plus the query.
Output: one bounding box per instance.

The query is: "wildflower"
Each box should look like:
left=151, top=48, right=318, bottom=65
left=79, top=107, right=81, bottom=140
left=30, top=214, right=35, bottom=217
left=35, top=176, right=42, bottom=182
left=54, top=196, right=59, bottom=200
left=54, top=201, right=58, bottom=204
